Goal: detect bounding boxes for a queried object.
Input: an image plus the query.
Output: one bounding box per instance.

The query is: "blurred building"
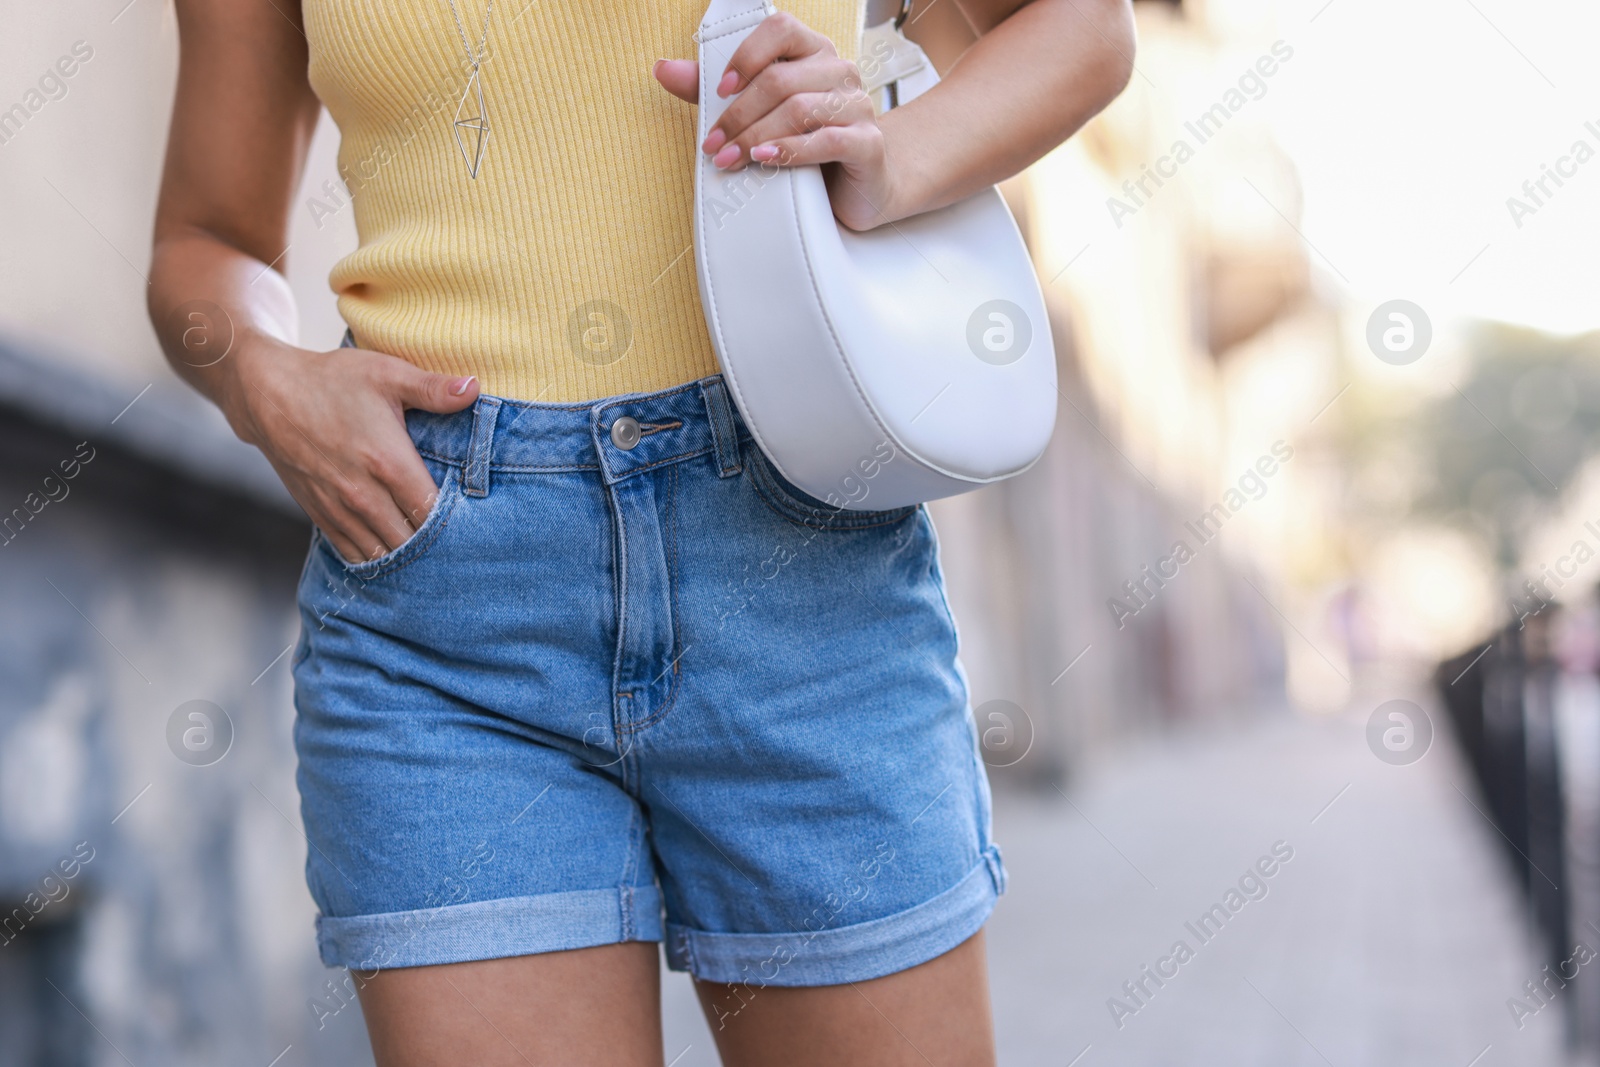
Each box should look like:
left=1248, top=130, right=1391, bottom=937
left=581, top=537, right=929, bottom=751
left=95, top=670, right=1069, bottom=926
left=933, top=0, right=1323, bottom=784
left=0, top=340, right=372, bottom=1065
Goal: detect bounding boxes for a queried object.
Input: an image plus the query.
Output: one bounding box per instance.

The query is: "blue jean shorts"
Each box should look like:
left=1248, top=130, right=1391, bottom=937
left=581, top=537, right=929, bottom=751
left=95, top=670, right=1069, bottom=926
left=290, top=368, right=1006, bottom=987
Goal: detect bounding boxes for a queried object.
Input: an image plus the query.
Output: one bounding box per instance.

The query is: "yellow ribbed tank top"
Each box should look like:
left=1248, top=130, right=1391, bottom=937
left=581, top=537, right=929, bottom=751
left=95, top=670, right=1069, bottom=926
left=303, top=1, right=864, bottom=402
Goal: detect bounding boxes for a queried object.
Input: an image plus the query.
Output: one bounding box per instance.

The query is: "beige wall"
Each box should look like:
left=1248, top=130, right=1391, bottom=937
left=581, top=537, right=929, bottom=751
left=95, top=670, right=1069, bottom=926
left=2, top=2, right=354, bottom=387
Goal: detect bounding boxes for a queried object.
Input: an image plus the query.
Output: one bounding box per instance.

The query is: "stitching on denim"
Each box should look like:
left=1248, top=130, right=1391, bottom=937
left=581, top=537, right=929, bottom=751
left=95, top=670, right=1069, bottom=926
left=594, top=378, right=719, bottom=416
left=414, top=376, right=730, bottom=472
left=415, top=449, right=605, bottom=473
left=608, top=446, right=715, bottom=481
left=676, top=926, right=698, bottom=975
left=289, top=530, right=322, bottom=670
left=745, top=446, right=915, bottom=532
left=619, top=805, right=640, bottom=940
left=465, top=381, right=711, bottom=415
left=463, top=398, right=502, bottom=497
left=637, top=420, right=684, bottom=435
left=922, top=508, right=962, bottom=646
left=607, top=481, right=631, bottom=789
left=489, top=462, right=604, bottom=473
left=331, top=467, right=464, bottom=579
left=983, top=845, right=1008, bottom=896
left=628, top=464, right=685, bottom=734
left=702, top=378, right=744, bottom=477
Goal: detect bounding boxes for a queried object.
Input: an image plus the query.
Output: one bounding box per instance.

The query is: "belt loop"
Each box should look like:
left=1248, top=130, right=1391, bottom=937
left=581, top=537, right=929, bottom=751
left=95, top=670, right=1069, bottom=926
left=700, top=377, right=742, bottom=478
left=463, top=397, right=501, bottom=498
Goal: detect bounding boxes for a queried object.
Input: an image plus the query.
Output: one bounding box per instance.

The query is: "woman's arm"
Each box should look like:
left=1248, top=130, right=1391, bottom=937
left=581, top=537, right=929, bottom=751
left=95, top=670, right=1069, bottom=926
left=149, top=0, right=478, bottom=565
left=655, top=0, right=1135, bottom=231
left=888, top=0, right=1136, bottom=215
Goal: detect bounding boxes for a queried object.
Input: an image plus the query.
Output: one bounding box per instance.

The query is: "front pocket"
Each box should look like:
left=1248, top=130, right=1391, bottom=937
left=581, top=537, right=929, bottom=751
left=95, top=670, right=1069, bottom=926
left=743, top=441, right=917, bottom=532
left=315, top=465, right=464, bottom=579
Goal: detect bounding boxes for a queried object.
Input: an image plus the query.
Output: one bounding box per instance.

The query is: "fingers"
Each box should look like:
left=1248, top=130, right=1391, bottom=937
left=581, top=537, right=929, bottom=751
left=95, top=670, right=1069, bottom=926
left=748, top=122, right=884, bottom=173
left=653, top=58, right=698, bottom=103
left=356, top=472, right=429, bottom=554
left=718, top=11, right=831, bottom=98
left=315, top=523, right=374, bottom=570
left=657, top=13, right=833, bottom=113
left=369, top=447, right=442, bottom=553
left=704, top=57, right=867, bottom=166
left=257, top=353, right=451, bottom=564
left=269, top=456, right=387, bottom=566
left=310, top=469, right=435, bottom=564
left=316, top=495, right=394, bottom=565
left=386, top=359, right=480, bottom=414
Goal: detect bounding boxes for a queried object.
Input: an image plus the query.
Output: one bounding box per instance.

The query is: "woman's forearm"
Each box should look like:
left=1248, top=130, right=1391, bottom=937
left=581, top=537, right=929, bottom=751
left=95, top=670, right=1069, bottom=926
left=147, top=229, right=301, bottom=442
left=147, top=0, right=323, bottom=437
left=883, top=0, right=1135, bottom=220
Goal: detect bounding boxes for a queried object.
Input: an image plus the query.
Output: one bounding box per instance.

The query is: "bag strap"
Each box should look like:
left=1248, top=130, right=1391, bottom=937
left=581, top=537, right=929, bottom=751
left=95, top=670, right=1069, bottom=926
left=697, top=0, right=771, bottom=37
left=865, top=0, right=911, bottom=29
left=696, top=0, right=927, bottom=110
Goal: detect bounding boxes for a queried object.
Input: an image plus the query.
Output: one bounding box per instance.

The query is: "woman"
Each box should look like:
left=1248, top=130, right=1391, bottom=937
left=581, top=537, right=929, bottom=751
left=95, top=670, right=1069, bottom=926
left=148, top=0, right=1132, bottom=1062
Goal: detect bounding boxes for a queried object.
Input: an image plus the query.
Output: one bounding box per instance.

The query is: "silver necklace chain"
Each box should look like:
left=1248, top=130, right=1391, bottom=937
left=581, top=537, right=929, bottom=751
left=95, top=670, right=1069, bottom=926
left=445, top=0, right=493, bottom=67
left=443, top=0, right=494, bottom=178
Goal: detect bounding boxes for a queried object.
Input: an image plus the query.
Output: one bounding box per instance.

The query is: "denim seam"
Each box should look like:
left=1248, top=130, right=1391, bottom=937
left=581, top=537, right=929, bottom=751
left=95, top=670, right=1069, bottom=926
left=463, top=397, right=502, bottom=497
left=416, top=453, right=604, bottom=473
left=325, top=467, right=464, bottom=580
left=619, top=804, right=640, bottom=941
left=416, top=449, right=718, bottom=480
left=744, top=447, right=916, bottom=532
left=663, top=853, right=1000, bottom=985
left=607, top=478, right=632, bottom=794
left=288, top=530, right=321, bottom=671
left=638, top=420, right=685, bottom=435
left=593, top=377, right=720, bottom=415
left=923, top=510, right=961, bottom=636
left=627, top=463, right=686, bottom=734
left=604, top=445, right=716, bottom=483
left=314, top=886, right=666, bottom=969
left=418, top=378, right=723, bottom=418
left=701, top=378, right=744, bottom=477
left=982, top=843, right=1007, bottom=896
left=677, top=926, right=698, bottom=975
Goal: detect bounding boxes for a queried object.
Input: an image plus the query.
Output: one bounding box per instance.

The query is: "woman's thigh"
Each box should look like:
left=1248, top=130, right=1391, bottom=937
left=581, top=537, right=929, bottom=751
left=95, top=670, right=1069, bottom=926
left=695, top=931, right=995, bottom=1067
left=356, top=942, right=663, bottom=1067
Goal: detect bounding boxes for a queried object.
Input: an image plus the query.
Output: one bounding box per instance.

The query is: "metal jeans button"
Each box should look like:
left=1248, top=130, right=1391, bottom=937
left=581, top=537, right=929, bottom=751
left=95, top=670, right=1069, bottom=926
left=610, top=416, right=642, bottom=450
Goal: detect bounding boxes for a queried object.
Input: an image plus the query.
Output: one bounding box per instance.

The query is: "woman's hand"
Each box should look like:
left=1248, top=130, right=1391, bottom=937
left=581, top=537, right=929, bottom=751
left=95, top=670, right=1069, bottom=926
left=150, top=2, right=487, bottom=568
left=653, top=12, right=895, bottom=232
left=655, top=0, right=1136, bottom=231
left=224, top=335, right=480, bottom=566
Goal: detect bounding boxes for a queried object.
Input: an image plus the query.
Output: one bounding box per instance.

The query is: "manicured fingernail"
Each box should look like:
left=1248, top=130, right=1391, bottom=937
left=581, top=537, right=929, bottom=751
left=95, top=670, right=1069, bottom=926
left=653, top=59, right=665, bottom=78
left=750, top=144, right=779, bottom=162
left=702, top=128, right=727, bottom=154
left=717, top=69, right=740, bottom=96
left=713, top=144, right=741, bottom=169
left=450, top=375, right=477, bottom=396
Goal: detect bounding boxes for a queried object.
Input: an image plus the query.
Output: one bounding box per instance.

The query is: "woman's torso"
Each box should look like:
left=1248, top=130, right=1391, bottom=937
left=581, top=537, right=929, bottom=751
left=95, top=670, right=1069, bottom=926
left=303, top=0, right=865, bottom=402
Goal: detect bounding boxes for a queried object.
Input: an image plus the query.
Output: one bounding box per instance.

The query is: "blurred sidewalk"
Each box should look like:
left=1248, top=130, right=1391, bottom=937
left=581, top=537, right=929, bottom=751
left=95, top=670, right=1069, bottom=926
left=661, top=707, right=1571, bottom=1066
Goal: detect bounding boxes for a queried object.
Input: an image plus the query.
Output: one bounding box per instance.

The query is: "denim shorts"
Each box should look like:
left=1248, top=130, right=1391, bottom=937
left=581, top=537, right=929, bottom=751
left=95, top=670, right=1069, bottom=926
left=289, top=368, right=1006, bottom=986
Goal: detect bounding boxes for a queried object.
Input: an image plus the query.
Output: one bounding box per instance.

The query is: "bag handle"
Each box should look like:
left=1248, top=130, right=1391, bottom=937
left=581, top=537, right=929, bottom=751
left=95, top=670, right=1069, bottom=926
left=696, top=0, right=929, bottom=111
left=696, top=0, right=772, bottom=38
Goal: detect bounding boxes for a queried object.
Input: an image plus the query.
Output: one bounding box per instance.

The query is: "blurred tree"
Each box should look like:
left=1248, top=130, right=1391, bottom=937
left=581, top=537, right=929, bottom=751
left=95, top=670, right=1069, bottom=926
left=1400, top=325, right=1600, bottom=571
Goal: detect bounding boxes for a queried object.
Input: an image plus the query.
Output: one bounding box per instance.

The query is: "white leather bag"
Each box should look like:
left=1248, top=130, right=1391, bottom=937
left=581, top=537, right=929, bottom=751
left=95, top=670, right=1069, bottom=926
left=692, top=0, right=1057, bottom=511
